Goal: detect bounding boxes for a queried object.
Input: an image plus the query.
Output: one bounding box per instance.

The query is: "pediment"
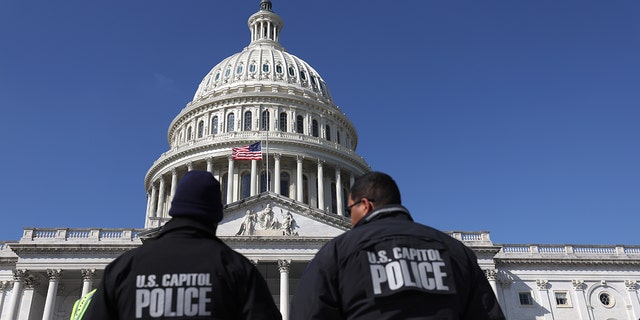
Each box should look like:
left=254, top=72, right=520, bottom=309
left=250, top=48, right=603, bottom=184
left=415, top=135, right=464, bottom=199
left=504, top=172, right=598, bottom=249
left=217, top=192, right=351, bottom=238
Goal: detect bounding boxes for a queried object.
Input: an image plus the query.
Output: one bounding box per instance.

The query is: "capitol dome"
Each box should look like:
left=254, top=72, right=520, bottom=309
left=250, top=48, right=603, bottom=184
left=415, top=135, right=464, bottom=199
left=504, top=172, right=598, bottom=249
left=144, top=0, right=370, bottom=229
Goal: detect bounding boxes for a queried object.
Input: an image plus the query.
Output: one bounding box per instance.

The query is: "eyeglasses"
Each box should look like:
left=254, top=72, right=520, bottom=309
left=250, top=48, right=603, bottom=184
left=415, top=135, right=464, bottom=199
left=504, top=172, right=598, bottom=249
left=346, top=198, right=374, bottom=215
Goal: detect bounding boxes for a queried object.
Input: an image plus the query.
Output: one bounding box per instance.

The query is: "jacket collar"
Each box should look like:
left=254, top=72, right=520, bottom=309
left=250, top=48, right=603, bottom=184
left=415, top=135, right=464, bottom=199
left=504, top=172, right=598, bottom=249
left=354, top=204, right=413, bottom=228
left=156, top=217, right=217, bottom=238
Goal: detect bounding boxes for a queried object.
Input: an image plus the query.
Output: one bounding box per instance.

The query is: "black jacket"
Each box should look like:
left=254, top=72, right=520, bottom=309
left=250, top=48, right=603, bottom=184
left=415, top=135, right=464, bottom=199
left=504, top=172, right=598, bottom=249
left=85, top=218, right=282, bottom=319
left=290, top=205, right=505, bottom=320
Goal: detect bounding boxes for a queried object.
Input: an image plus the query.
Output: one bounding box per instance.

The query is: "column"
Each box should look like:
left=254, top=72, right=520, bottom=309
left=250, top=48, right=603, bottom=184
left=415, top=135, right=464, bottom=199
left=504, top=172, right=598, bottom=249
left=169, top=169, right=178, bottom=212
left=148, top=185, right=158, bottom=219
left=296, top=156, right=303, bottom=202
left=484, top=269, right=498, bottom=299
left=498, top=278, right=513, bottom=320
left=206, top=157, right=214, bottom=173
left=274, top=154, right=281, bottom=195
left=317, top=161, right=324, bottom=210
left=335, top=167, right=344, bottom=216
left=187, top=162, right=194, bottom=171
left=278, top=260, right=291, bottom=320
left=5, top=269, right=27, bottom=320
left=81, top=269, right=96, bottom=296
left=251, top=159, right=258, bottom=196
left=17, top=275, right=37, bottom=320
left=42, top=269, right=62, bottom=320
left=0, top=281, right=9, bottom=317
left=536, top=279, right=554, bottom=320
left=625, top=280, right=639, bottom=320
left=227, top=156, right=235, bottom=204
left=571, top=280, right=588, bottom=320
left=156, top=177, right=166, bottom=219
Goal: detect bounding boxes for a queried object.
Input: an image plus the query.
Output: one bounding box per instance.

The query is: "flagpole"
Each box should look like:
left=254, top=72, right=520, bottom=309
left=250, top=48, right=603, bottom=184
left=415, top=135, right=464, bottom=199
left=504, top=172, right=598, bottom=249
left=266, top=126, right=270, bottom=192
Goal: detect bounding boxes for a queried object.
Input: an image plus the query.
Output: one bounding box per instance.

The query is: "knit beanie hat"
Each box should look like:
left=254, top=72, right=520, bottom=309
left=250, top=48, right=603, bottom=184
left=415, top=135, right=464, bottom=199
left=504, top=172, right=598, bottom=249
left=169, top=170, right=224, bottom=223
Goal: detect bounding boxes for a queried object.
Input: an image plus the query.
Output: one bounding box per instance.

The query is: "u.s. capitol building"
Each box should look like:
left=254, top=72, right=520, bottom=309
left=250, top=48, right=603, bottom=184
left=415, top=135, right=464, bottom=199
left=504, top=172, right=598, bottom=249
left=1, top=1, right=638, bottom=319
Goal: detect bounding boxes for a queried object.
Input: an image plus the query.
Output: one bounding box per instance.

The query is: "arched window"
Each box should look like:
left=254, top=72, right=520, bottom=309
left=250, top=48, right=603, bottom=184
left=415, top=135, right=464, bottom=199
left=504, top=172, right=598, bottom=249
left=241, top=172, right=251, bottom=199
left=275, top=64, right=283, bottom=74
left=342, top=187, right=349, bottom=217
left=244, top=111, right=252, bottom=131
left=296, top=115, right=304, bottom=134
left=262, top=63, right=270, bottom=73
left=288, top=66, right=295, bottom=77
left=197, top=120, right=204, bottom=138
left=331, top=183, right=337, bottom=214
left=187, top=126, right=193, bottom=140
left=211, top=116, right=219, bottom=134
left=236, top=64, right=244, bottom=74
left=280, top=172, right=290, bottom=197
left=337, top=131, right=341, bottom=144
left=303, top=175, right=309, bottom=204
left=221, top=174, right=228, bottom=205
left=325, top=125, right=331, bottom=141
left=312, top=120, right=319, bottom=137
left=279, top=112, right=287, bottom=131
left=249, top=63, right=257, bottom=74
left=227, top=113, right=235, bottom=132
left=261, top=110, right=270, bottom=131
left=260, top=171, right=271, bottom=193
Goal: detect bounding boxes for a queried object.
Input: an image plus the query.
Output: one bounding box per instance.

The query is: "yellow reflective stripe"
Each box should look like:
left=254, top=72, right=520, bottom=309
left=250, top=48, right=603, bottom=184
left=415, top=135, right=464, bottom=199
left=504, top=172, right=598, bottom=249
left=70, top=289, right=96, bottom=320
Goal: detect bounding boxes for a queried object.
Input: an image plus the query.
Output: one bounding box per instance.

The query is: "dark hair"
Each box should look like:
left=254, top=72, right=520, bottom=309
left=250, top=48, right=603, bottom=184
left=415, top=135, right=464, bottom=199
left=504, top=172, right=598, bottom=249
left=349, top=171, right=401, bottom=206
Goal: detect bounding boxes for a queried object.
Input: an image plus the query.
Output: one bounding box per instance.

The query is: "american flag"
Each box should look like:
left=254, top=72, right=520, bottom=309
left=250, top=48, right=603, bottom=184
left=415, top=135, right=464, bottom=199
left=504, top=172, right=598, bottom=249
left=232, top=141, right=262, bottom=160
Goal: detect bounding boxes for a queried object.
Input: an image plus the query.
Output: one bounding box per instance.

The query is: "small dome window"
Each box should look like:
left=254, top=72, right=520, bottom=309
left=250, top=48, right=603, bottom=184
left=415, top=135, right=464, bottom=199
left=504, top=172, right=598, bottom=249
left=236, top=64, right=244, bottom=74
left=276, top=64, right=283, bottom=74
left=288, top=66, right=295, bottom=77
left=214, top=71, right=220, bottom=81
left=224, top=67, right=231, bottom=78
left=300, top=70, right=307, bottom=81
left=249, top=63, right=257, bottom=74
left=262, top=63, right=270, bottom=73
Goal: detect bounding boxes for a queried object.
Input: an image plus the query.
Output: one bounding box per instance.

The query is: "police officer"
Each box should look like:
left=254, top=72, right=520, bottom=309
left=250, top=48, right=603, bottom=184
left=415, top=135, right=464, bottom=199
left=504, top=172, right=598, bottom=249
left=84, top=170, right=282, bottom=319
left=290, top=171, right=505, bottom=319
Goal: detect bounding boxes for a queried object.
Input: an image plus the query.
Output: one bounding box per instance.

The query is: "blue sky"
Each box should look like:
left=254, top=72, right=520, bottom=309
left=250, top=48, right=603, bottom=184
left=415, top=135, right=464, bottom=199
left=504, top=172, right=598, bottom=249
left=1, top=0, right=638, bottom=245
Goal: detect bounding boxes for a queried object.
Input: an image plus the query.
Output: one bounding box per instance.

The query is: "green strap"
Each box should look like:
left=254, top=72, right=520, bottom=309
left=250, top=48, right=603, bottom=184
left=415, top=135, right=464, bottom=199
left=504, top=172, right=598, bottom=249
left=70, top=289, right=96, bottom=320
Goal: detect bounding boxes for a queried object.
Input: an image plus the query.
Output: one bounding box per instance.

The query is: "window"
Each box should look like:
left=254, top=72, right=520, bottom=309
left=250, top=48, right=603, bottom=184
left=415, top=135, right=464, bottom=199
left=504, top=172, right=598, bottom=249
left=280, top=172, right=290, bottom=197
left=312, top=120, right=319, bottom=137
left=224, top=67, right=231, bottom=78
left=261, top=110, right=270, bottom=131
left=244, top=111, right=252, bottom=131
left=197, top=120, right=204, bottom=138
left=554, top=291, right=570, bottom=307
left=227, top=113, right=235, bottom=132
left=241, top=172, right=251, bottom=199
left=300, top=70, right=306, bottom=81
left=211, top=116, right=219, bottom=134
left=303, top=175, right=309, bottom=204
left=519, top=292, right=533, bottom=305
left=599, top=292, right=613, bottom=308
left=279, top=112, right=287, bottom=131
left=260, top=171, right=270, bottom=193
left=262, top=63, right=270, bottom=73
left=288, top=66, right=295, bottom=77
left=236, top=64, right=244, bottom=74
left=249, top=63, right=256, bottom=74
left=214, top=71, right=220, bottom=81
left=275, top=64, right=283, bottom=74
left=311, top=75, right=318, bottom=91
left=330, top=183, right=337, bottom=213
left=337, top=131, right=341, bottom=144
left=325, top=125, right=331, bottom=141
left=221, top=174, right=228, bottom=205
left=187, top=126, right=192, bottom=140
left=296, top=115, right=304, bottom=133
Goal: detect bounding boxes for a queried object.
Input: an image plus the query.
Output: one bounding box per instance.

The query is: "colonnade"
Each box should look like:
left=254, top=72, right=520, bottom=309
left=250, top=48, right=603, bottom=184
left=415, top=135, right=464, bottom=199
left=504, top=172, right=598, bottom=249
left=1, top=268, right=96, bottom=320
left=146, top=154, right=357, bottom=225
left=0, top=263, right=296, bottom=320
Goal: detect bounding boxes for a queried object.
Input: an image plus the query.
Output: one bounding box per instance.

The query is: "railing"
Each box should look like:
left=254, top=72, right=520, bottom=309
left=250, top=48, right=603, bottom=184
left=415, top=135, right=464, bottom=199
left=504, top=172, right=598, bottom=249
left=152, top=130, right=366, bottom=167
left=500, top=244, right=640, bottom=257
left=21, top=228, right=143, bottom=242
